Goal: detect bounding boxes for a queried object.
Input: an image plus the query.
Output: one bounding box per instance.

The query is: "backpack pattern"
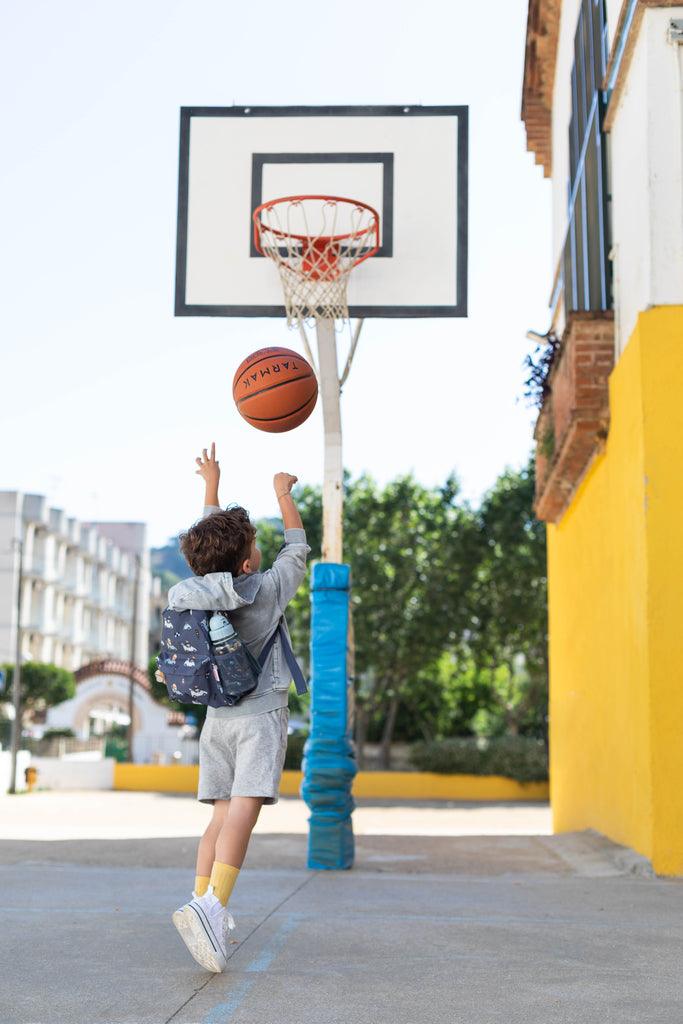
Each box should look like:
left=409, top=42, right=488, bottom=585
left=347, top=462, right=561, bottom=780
left=157, top=609, right=217, bottom=705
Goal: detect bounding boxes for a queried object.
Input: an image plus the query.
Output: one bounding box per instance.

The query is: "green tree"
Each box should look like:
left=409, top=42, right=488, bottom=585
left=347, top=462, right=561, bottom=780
left=1, top=662, right=75, bottom=713
left=346, top=473, right=482, bottom=766
left=465, top=459, right=548, bottom=739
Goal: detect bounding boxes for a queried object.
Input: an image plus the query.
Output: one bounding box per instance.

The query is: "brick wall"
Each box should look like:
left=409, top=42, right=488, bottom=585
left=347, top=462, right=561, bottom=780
left=534, top=312, right=614, bottom=522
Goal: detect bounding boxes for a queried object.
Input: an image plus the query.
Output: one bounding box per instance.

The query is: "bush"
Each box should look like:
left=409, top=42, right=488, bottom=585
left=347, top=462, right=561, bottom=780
left=42, top=728, right=75, bottom=739
left=284, top=733, right=307, bottom=770
left=104, top=736, right=129, bottom=762
left=410, top=735, right=548, bottom=783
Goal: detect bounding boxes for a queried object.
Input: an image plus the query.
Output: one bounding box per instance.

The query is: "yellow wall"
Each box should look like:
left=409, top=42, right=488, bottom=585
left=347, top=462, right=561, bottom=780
left=113, top=763, right=548, bottom=802
left=548, top=307, right=683, bottom=874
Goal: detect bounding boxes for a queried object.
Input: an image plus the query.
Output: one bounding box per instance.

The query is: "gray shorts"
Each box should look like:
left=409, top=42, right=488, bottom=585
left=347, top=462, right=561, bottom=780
left=197, top=707, right=290, bottom=806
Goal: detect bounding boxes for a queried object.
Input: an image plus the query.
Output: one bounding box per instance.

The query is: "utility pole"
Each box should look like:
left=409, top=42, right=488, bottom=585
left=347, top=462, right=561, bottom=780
left=9, top=538, right=24, bottom=794
left=127, top=554, right=140, bottom=763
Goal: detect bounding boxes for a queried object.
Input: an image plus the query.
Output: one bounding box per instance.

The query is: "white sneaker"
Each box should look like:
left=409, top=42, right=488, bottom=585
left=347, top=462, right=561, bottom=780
left=172, top=886, right=236, bottom=973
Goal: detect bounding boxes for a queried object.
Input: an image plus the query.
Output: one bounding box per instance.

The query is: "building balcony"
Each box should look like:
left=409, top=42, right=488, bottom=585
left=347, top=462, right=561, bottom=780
left=534, top=75, right=614, bottom=525
left=534, top=311, right=614, bottom=522
left=24, top=561, right=46, bottom=579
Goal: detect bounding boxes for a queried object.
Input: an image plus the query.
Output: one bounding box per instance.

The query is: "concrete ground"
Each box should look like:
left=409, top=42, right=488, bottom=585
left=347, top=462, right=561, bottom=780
left=1, top=792, right=681, bottom=1024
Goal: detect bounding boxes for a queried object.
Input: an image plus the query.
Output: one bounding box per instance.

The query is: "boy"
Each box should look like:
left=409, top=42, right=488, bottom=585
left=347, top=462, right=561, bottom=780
left=168, top=442, right=310, bottom=973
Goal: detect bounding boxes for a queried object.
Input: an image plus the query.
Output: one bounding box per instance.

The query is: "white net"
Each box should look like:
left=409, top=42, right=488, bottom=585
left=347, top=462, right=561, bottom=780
left=253, top=196, right=380, bottom=325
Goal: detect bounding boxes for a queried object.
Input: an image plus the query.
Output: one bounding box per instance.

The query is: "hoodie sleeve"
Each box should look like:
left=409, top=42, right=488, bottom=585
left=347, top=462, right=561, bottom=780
left=262, top=528, right=311, bottom=613
left=167, top=573, right=238, bottom=611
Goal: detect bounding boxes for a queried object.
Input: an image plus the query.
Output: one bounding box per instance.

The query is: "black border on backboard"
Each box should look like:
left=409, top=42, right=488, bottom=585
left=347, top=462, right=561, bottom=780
left=174, top=105, right=469, bottom=318
left=249, top=153, right=394, bottom=259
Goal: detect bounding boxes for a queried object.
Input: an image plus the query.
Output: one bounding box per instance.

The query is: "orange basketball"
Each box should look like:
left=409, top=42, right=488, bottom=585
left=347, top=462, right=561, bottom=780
left=232, top=347, right=318, bottom=433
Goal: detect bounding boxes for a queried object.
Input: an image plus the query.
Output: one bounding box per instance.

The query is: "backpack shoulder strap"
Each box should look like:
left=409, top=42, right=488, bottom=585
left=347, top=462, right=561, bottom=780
left=257, top=621, right=280, bottom=667
left=257, top=618, right=308, bottom=696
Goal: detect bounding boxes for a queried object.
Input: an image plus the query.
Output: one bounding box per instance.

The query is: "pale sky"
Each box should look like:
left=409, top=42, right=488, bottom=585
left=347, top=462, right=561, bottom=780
left=0, top=0, right=551, bottom=548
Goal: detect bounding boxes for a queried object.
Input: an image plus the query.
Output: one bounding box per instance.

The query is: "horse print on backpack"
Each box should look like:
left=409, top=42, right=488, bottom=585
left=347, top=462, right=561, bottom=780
left=156, top=609, right=215, bottom=704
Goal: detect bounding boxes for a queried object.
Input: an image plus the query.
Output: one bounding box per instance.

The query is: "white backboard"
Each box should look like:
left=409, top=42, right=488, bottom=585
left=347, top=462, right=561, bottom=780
left=175, top=105, right=468, bottom=318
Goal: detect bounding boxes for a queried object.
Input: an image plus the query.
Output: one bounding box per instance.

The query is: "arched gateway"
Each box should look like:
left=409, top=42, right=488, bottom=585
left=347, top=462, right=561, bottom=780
left=44, top=659, right=191, bottom=763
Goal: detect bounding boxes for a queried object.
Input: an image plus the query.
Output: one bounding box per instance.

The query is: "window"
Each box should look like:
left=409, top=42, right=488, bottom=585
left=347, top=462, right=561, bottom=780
left=556, top=0, right=611, bottom=315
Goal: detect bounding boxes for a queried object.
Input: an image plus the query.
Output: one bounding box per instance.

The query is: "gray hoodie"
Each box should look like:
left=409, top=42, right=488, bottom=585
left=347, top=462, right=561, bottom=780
left=167, top=505, right=310, bottom=719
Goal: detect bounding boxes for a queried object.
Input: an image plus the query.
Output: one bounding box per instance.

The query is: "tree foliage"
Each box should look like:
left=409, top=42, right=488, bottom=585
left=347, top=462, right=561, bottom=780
left=465, top=461, right=548, bottom=738
left=1, top=662, right=76, bottom=711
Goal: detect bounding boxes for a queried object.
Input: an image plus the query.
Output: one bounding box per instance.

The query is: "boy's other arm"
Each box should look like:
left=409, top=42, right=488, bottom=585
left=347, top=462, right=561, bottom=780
left=264, top=473, right=309, bottom=612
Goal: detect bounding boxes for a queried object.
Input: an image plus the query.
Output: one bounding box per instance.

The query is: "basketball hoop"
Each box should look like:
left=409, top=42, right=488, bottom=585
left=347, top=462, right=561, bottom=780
left=253, top=195, right=380, bottom=325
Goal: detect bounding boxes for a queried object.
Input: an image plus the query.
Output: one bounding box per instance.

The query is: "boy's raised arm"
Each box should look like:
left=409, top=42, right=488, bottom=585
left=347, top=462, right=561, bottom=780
left=196, top=442, right=220, bottom=511
left=264, top=473, right=310, bottom=612
left=274, top=473, right=303, bottom=530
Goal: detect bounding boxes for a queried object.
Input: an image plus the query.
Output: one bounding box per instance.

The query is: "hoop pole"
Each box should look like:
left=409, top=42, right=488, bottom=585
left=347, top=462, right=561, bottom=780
left=339, top=318, right=364, bottom=390
left=316, top=318, right=343, bottom=563
left=297, top=321, right=320, bottom=383
left=304, top=320, right=356, bottom=869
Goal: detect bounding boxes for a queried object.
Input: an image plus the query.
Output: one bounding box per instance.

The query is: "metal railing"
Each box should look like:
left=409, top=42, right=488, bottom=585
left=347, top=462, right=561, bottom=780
left=551, top=0, right=611, bottom=325
left=551, top=95, right=611, bottom=323
left=23, top=736, right=106, bottom=758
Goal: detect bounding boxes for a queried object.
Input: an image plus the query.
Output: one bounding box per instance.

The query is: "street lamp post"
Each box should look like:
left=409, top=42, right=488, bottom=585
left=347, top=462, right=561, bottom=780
left=127, top=554, right=140, bottom=763
left=9, top=538, right=24, bottom=795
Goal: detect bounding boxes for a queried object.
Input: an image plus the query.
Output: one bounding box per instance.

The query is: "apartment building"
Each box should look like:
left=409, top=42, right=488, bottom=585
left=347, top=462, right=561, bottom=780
left=0, top=491, right=151, bottom=671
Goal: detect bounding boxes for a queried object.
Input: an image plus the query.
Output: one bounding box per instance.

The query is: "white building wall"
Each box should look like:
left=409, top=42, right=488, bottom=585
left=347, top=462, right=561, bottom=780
left=0, top=491, right=151, bottom=671
left=30, top=756, right=115, bottom=791
left=551, top=0, right=583, bottom=270
left=609, top=7, right=683, bottom=352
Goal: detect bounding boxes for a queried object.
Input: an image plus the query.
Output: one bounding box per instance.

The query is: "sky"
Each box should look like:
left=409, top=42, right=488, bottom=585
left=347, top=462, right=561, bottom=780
left=0, top=0, right=551, bottom=548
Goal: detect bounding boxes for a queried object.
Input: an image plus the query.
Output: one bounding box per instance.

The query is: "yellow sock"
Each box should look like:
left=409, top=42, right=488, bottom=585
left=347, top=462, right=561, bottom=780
left=194, top=874, right=210, bottom=897
left=209, top=861, right=240, bottom=906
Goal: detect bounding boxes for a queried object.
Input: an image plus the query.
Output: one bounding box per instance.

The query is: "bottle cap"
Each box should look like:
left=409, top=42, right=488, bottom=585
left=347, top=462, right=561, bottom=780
left=209, top=613, right=236, bottom=643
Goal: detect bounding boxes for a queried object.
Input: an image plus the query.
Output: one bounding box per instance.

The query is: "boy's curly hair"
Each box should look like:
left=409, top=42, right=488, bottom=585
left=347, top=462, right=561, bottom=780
left=179, top=506, right=256, bottom=577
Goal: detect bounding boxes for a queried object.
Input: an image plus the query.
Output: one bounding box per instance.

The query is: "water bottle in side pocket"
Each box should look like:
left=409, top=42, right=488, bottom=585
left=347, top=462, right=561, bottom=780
left=208, top=612, right=261, bottom=706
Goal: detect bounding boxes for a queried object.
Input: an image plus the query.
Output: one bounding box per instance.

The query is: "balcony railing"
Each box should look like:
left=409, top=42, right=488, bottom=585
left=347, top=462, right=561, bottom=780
left=551, top=94, right=611, bottom=323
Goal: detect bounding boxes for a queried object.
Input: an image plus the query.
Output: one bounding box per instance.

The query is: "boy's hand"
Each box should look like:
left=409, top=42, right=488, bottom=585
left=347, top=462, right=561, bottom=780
left=196, top=443, right=220, bottom=482
left=196, top=443, right=220, bottom=507
left=274, top=473, right=298, bottom=498
left=274, top=473, right=303, bottom=530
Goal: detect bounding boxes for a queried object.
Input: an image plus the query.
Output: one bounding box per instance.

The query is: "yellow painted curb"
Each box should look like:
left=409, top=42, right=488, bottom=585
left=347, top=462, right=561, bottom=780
left=113, top=763, right=548, bottom=802
left=352, top=771, right=548, bottom=801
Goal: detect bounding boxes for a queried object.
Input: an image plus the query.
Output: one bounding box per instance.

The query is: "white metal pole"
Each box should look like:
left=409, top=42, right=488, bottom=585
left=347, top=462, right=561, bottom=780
left=9, top=539, right=24, bottom=794
left=315, top=318, right=343, bottom=563
left=127, top=554, right=140, bottom=763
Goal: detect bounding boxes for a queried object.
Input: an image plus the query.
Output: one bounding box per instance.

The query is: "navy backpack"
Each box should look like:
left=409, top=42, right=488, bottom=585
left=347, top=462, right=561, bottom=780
left=155, top=607, right=307, bottom=708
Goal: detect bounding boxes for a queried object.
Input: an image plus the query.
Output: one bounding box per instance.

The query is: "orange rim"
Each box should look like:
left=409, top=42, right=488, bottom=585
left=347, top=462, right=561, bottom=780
left=253, top=194, right=380, bottom=267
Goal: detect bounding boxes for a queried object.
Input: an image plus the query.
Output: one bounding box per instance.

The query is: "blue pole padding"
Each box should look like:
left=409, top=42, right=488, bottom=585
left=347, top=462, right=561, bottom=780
left=301, top=562, right=357, bottom=869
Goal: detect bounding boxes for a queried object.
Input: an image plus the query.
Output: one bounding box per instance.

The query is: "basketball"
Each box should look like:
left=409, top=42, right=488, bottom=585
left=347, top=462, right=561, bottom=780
left=232, top=347, right=318, bottom=433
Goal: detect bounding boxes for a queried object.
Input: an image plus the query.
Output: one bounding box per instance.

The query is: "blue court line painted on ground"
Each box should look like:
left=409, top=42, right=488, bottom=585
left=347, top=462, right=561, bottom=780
left=202, top=913, right=301, bottom=1024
